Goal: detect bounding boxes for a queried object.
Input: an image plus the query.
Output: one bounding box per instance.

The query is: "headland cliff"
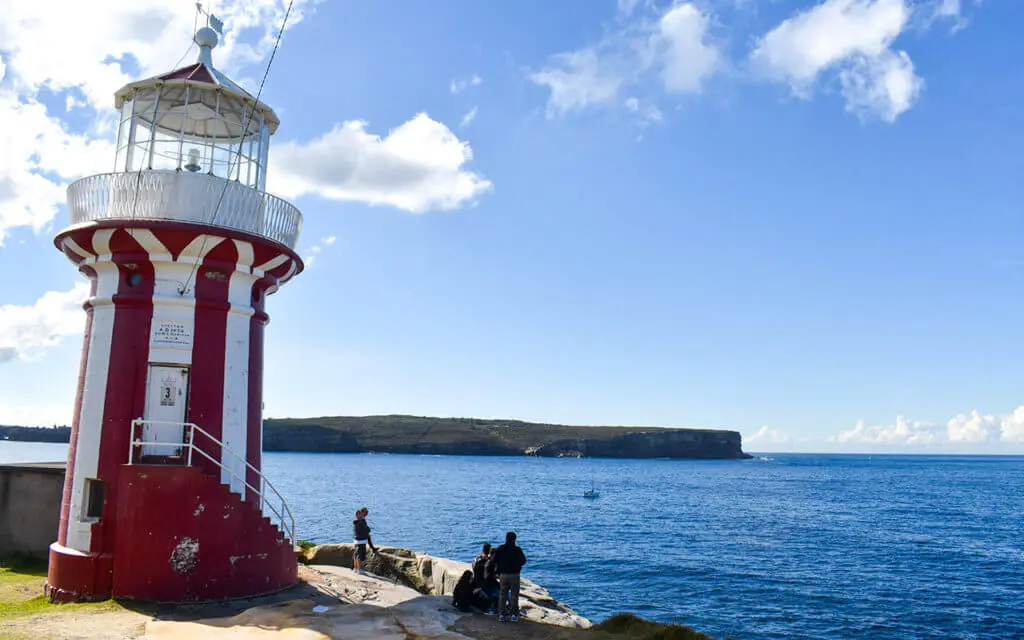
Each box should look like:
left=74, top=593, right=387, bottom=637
left=263, top=415, right=750, bottom=459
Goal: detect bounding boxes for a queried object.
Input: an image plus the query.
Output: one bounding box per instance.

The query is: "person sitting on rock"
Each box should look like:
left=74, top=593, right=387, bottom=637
left=494, top=531, right=527, bottom=623
left=352, top=507, right=378, bottom=576
left=452, top=570, right=490, bottom=613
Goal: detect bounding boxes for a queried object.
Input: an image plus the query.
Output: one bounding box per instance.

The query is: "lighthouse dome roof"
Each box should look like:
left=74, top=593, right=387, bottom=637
left=113, top=31, right=280, bottom=138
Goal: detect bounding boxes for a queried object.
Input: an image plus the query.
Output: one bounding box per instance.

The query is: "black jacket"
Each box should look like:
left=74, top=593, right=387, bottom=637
left=353, top=519, right=371, bottom=541
left=472, top=554, right=489, bottom=587
left=494, top=543, right=527, bottom=575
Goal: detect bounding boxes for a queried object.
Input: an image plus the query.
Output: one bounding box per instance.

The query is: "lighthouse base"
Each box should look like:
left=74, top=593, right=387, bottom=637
left=45, top=465, right=297, bottom=602
left=45, top=544, right=114, bottom=603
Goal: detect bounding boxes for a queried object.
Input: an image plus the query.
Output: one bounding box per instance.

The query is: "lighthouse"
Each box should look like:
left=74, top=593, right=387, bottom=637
left=46, top=26, right=302, bottom=602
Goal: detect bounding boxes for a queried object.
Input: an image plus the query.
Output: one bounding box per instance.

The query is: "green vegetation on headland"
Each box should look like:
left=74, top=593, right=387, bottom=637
left=0, top=426, right=71, bottom=443
left=263, top=415, right=750, bottom=459
left=1, top=415, right=751, bottom=459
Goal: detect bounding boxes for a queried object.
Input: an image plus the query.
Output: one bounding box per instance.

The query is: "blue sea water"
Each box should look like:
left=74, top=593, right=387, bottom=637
left=3, top=442, right=1022, bottom=639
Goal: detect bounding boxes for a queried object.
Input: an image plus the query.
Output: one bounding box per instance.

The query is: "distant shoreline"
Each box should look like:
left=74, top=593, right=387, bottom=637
left=2, top=415, right=752, bottom=460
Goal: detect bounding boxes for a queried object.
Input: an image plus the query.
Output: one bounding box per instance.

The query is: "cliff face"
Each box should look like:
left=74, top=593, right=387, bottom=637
left=264, top=415, right=751, bottom=460
left=528, top=429, right=747, bottom=459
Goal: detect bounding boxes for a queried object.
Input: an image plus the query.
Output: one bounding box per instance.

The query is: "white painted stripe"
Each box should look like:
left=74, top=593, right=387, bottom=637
left=63, top=237, right=95, bottom=261
left=277, top=260, right=298, bottom=286
left=91, top=229, right=114, bottom=257
left=129, top=229, right=171, bottom=261
left=220, top=242, right=256, bottom=496
left=180, top=235, right=224, bottom=263
left=253, top=254, right=288, bottom=275
left=64, top=257, right=120, bottom=552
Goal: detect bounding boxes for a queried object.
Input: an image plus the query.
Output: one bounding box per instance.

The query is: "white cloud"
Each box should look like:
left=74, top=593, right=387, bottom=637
left=530, top=48, right=627, bottom=117
left=0, top=0, right=312, bottom=110
left=750, top=0, right=922, bottom=121
left=923, top=0, right=969, bottom=32
left=839, top=49, right=923, bottom=122
left=935, top=0, right=961, bottom=18
left=831, top=415, right=942, bottom=446
left=460, top=106, right=479, bottom=128
left=1001, top=407, right=1024, bottom=443
left=618, top=0, right=642, bottom=16
left=0, top=283, right=89, bottom=363
left=946, top=411, right=1001, bottom=443
left=529, top=3, right=719, bottom=118
left=322, top=236, right=337, bottom=246
left=270, top=114, right=492, bottom=213
left=746, top=426, right=793, bottom=447
left=657, top=4, right=720, bottom=94
left=0, top=90, right=114, bottom=244
left=450, top=75, right=482, bottom=95
left=624, top=97, right=663, bottom=124
left=830, top=406, right=1024, bottom=448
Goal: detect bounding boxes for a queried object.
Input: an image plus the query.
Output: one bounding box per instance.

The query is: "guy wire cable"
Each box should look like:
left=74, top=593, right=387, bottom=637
left=178, top=0, right=295, bottom=296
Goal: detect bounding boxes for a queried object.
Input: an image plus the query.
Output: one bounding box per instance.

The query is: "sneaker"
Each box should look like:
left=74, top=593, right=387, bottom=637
left=511, top=614, right=520, bottom=623
left=498, top=615, right=507, bottom=623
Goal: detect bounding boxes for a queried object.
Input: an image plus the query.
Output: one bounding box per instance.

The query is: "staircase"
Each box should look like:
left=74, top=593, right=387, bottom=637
left=128, top=419, right=295, bottom=544
left=114, top=420, right=298, bottom=600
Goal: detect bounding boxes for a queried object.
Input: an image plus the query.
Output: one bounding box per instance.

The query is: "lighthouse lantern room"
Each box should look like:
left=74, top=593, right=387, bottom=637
left=47, top=26, right=303, bottom=602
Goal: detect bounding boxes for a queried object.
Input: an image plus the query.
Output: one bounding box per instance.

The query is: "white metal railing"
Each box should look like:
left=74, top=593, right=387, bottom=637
left=67, top=171, right=302, bottom=250
left=128, top=418, right=296, bottom=545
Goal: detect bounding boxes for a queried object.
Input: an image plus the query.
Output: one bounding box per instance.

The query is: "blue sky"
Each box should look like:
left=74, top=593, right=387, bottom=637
left=1, top=0, right=1022, bottom=453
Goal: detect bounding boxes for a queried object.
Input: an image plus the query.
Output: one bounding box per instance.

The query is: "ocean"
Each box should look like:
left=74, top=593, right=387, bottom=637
left=3, top=442, right=1022, bottom=639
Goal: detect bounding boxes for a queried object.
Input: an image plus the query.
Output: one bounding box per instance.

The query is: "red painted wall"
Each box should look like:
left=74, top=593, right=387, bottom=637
left=113, top=465, right=296, bottom=601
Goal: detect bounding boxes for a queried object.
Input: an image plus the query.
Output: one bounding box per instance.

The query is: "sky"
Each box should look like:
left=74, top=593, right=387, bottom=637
left=1, top=0, right=1022, bottom=454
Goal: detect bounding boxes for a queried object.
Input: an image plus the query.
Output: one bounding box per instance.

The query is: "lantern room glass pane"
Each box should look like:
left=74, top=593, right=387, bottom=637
left=114, top=84, right=269, bottom=190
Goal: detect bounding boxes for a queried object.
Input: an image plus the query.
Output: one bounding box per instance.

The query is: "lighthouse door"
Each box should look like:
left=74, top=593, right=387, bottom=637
left=141, top=365, right=190, bottom=460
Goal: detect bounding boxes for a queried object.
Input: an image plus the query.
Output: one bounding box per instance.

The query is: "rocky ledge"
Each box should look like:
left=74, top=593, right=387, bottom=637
left=302, top=543, right=590, bottom=629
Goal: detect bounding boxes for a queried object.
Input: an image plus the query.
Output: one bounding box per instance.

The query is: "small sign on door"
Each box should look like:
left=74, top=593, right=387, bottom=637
left=160, top=376, right=177, bottom=406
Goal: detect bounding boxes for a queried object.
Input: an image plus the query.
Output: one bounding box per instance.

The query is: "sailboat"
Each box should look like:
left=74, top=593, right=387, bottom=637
left=583, top=479, right=599, bottom=499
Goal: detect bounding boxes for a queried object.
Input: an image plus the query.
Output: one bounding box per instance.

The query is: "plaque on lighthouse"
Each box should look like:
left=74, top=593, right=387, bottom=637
left=151, top=321, right=194, bottom=348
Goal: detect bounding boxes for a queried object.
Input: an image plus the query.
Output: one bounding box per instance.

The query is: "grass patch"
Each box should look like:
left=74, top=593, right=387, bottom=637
left=0, top=554, right=120, bottom=621
left=0, top=555, right=50, bottom=620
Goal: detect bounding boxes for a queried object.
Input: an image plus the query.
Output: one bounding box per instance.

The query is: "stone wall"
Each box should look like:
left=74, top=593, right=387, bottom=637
left=0, top=462, right=65, bottom=558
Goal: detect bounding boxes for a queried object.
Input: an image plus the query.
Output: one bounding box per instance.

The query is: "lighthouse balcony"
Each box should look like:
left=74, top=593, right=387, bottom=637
left=66, top=170, right=302, bottom=250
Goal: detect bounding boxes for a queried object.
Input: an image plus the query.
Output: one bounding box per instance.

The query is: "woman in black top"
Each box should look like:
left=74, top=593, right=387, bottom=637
left=352, top=507, right=378, bottom=575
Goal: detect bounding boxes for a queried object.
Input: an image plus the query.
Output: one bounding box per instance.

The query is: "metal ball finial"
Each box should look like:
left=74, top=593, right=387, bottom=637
left=195, top=26, right=219, bottom=49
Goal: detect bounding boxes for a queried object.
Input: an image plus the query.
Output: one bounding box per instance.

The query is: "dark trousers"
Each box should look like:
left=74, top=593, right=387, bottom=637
left=498, top=573, right=521, bottom=616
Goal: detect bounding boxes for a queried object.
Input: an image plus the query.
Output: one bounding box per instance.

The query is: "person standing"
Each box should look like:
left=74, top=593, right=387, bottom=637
left=352, top=507, right=378, bottom=575
left=494, top=531, right=527, bottom=623
left=472, top=543, right=491, bottom=588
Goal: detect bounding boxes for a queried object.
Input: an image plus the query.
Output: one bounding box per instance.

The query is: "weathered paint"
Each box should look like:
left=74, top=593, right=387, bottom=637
left=112, top=465, right=295, bottom=600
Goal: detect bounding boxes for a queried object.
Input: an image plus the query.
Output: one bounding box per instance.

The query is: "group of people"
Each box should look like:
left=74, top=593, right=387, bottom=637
left=351, top=510, right=527, bottom=623
left=453, top=532, right=528, bottom=623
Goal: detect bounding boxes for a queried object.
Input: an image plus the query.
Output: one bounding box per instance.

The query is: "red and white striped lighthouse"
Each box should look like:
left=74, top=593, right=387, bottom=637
left=46, top=26, right=302, bottom=602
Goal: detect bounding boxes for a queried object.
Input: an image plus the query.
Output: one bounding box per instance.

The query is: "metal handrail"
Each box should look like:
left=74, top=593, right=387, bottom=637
left=128, top=419, right=295, bottom=545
